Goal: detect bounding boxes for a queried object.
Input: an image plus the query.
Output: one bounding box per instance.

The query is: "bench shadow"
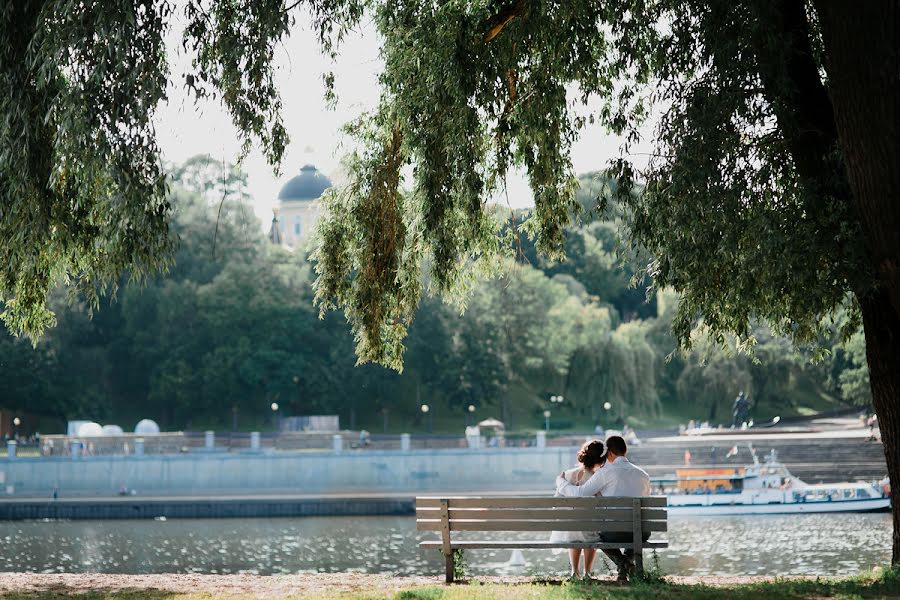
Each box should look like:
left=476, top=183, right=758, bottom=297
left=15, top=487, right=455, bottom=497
left=449, top=575, right=627, bottom=587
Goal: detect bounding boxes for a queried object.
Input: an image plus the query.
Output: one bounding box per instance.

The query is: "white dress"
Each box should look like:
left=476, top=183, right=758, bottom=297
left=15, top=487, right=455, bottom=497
left=549, top=466, right=601, bottom=546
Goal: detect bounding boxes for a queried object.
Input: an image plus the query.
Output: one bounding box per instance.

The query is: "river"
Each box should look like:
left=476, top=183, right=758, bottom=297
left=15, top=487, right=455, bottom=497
left=1, top=513, right=889, bottom=577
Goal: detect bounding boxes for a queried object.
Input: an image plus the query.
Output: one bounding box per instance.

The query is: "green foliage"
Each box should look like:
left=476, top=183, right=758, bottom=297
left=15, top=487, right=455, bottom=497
left=312, top=0, right=616, bottom=365
left=1, top=0, right=174, bottom=339
left=452, top=549, right=467, bottom=581
left=606, top=1, right=868, bottom=355
left=834, top=331, right=872, bottom=407
left=0, top=162, right=862, bottom=432
left=4, top=1, right=877, bottom=391
left=299, top=0, right=874, bottom=378
left=184, top=0, right=290, bottom=163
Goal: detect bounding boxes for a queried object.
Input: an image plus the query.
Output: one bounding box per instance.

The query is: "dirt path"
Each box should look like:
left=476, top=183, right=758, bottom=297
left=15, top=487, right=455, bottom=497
left=0, top=573, right=822, bottom=598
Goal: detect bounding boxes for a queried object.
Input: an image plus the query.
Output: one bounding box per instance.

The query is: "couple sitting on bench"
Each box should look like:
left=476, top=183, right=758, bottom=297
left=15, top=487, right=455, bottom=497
left=552, top=435, right=651, bottom=582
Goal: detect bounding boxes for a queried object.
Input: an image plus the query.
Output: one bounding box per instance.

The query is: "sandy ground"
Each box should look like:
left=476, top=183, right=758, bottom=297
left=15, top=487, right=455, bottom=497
left=0, top=573, right=822, bottom=598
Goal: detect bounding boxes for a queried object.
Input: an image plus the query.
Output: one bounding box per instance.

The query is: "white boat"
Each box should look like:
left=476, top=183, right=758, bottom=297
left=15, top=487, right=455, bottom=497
left=652, top=449, right=890, bottom=516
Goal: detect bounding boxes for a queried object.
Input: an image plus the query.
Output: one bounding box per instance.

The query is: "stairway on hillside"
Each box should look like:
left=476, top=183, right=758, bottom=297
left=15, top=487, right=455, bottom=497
left=627, top=437, right=887, bottom=483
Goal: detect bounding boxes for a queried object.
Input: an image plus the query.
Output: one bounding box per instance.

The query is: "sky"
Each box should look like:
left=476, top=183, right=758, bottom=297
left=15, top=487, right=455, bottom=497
left=154, top=10, right=649, bottom=226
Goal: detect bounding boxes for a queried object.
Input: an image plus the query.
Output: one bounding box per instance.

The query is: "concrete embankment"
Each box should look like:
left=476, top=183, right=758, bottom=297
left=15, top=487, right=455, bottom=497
left=0, top=431, right=886, bottom=521
left=0, top=446, right=576, bottom=498
left=0, top=492, right=418, bottom=520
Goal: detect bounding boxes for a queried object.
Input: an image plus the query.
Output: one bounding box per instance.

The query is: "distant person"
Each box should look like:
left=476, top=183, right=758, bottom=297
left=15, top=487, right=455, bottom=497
left=623, top=425, right=640, bottom=446
left=550, top=439, right=607, bottom=579
left=594, top=423, right=605, bottom=437
left=556, top=435, right=651, bottom=582
left=732, top=391, right=750, bottom=427
left=867, top=415, right=879, bottom=441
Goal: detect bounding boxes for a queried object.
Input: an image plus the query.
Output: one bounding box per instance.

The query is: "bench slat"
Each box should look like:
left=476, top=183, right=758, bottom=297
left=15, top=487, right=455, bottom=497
left=415, top=496, right=667, bottom=509
left=416, top=508, right=667, bottom=521
left=419, top=540, right=670, bottom=550
left=416, top=519, right=667, bottom=532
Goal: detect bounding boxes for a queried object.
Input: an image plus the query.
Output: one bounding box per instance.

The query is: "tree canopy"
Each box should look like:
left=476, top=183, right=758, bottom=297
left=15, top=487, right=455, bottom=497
left=3, top=1, right=891, bottom=365
left=3, top=161, right=854, bottom=433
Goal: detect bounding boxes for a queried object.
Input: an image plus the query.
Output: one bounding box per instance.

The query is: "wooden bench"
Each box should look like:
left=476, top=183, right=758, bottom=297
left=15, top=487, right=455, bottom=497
left=416, top=496, right=668, bottom=582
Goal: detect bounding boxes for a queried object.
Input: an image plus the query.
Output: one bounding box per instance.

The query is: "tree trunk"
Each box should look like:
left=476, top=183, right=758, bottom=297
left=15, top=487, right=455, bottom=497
left=814, top=0, right=900, bottom=312
left=859, top=290, right=900, bottom=564
left=814, top=0, right=900, bottom=564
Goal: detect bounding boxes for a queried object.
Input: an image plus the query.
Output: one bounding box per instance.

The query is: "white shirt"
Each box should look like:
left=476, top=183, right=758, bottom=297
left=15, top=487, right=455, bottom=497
left=555, top=457, right=651, bottom=498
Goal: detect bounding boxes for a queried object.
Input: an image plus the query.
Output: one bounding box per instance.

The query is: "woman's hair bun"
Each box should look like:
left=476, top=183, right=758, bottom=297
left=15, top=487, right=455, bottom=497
left=577, top=439, right=606, bottom=469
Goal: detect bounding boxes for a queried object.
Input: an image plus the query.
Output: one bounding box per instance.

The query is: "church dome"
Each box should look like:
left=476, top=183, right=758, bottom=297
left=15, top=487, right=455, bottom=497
left=278, top=164, right=332, bottom=201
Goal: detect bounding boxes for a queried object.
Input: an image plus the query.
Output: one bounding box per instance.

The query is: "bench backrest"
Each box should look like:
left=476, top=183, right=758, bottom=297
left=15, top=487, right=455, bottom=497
left=416, top=496, right=668, bottom=535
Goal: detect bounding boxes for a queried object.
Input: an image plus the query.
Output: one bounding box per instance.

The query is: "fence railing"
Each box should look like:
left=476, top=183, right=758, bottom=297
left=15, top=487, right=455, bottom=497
left=33, top=430, right=598, bottom=457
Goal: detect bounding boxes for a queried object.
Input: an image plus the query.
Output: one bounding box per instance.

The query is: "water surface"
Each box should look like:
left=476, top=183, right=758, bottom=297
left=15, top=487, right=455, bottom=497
left=1, top=513, right=889, bottom=577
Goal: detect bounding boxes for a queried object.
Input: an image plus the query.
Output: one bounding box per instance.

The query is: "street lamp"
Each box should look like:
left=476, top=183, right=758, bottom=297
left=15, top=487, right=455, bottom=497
left=271, top=402, right=280, bottom=433
left=550, top=395, right=564, bottom=404
left=421, top=404, right=431, bottom=433
left=466, top=404, right=475, bottom=426
left=543, top=409, right=551, bottom=431
left=12, top=417, right=20, bottom=438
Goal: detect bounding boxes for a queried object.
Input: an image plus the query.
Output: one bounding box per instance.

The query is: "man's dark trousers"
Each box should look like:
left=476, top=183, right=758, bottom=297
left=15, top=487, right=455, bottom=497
left=599, top=532, right=651, bottom=573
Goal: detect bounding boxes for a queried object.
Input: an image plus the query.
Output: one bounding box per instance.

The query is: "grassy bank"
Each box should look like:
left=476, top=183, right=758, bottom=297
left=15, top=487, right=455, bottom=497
left=4, top=569, right=900, bottom=600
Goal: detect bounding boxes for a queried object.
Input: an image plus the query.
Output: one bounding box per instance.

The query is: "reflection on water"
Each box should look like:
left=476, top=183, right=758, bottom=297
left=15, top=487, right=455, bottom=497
left=0, top=513, right=890, bottom=577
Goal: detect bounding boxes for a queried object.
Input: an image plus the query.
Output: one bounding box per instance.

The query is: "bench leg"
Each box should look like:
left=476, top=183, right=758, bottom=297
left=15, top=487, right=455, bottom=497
left=445, top=551, right=455, bottom=583
left=634, top=549, right=644, bottom=577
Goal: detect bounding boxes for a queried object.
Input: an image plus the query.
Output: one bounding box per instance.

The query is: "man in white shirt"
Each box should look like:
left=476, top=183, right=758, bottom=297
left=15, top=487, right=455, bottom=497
left=555, top=435, right=651, bottom=582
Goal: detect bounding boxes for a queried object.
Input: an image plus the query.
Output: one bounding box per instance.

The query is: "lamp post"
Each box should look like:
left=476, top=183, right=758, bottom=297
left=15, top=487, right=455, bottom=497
left=421, top=404, right=431, bottom=433
left=466, top=404, right=475, bottom=426
left=271, top=402, right=280, bottom=433
left=12, top=416, right=20, bottom=439
left=546, top=395, right=563, bottom=431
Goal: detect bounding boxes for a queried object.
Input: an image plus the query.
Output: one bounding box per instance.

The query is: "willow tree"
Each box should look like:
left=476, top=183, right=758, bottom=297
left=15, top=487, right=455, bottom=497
left=3, top=0, right=898, bottom=560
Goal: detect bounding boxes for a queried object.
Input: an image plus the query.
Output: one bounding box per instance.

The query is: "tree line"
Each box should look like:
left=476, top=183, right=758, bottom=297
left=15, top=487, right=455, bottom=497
left=5, top=161, right=869, bottom=433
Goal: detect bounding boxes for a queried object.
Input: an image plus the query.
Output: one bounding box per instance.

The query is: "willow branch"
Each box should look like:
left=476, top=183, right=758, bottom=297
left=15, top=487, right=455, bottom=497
left=483, top=0, right=526, bottom=43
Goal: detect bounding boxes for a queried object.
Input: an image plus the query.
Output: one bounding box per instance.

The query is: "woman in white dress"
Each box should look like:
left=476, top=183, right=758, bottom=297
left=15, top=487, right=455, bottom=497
left=550, top=439, right=606, bottom=578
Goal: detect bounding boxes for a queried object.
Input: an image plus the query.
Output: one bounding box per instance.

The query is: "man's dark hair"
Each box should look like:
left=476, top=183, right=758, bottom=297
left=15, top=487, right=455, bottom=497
left=606, top=435, right=627, bottom=456
left=577, top=439, right=606, bottom=469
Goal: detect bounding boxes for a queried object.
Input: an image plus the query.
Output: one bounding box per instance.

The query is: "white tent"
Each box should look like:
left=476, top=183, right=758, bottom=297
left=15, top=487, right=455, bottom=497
left=477, top=418, right=505, bottom=429
left=134, top=419, right=161, bottom=434
left=76, top=422, right=103, bottom=437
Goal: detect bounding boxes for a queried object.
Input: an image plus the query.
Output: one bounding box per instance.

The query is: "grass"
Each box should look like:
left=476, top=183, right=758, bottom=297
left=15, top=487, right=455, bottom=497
left=5, top=569, right=900, bottom=600
left=367, top=569, right=900, bottom=600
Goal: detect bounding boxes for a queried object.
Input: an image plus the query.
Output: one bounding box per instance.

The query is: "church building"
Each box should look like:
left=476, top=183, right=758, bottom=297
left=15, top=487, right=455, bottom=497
left=269, top=164, right=332, bottom=249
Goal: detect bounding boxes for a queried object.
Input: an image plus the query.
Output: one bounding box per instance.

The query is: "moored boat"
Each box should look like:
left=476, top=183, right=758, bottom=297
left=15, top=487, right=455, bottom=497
left=651, top=449, right=890, bottom=516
